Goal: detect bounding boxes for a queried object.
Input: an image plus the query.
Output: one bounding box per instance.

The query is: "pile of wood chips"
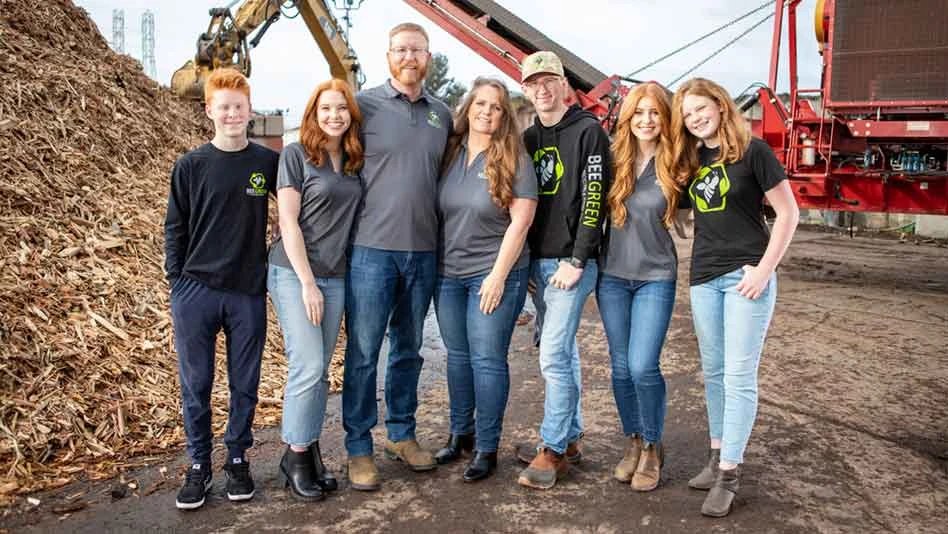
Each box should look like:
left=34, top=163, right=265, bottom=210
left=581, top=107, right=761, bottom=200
left=0, top=0, right=345, bottom=504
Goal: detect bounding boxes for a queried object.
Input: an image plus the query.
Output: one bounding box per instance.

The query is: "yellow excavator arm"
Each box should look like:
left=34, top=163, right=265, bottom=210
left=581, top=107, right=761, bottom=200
left=171, top=0, right=360, bottom=100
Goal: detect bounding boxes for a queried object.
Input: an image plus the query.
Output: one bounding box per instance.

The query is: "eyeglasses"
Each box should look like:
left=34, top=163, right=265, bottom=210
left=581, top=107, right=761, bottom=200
left=389, top=47, right=429, bottom=59
left=523, top=76, right=561, bottom=91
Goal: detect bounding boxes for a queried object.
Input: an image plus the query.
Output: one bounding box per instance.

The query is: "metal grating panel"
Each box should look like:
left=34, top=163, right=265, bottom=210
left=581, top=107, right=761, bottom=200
left=830, top=0, right=948, bottom=104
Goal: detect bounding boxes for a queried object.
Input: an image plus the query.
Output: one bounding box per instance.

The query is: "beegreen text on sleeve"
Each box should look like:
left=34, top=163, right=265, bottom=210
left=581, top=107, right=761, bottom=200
left=572, top=127, right=612, bottom=262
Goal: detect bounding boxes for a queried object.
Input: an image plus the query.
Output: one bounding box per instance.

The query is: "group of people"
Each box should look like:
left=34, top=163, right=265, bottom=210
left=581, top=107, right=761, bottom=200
left=164, top=21, right=798, bottom=518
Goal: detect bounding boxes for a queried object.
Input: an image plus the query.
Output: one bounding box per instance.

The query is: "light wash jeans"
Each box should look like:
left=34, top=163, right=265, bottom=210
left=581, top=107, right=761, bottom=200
left=434, top=267, right=529, bottom=452
left=531, top=258, right=598, bottom=455
left=596, top=275, right=676, bottom=444
left=268, top=264, right=345, bottom=447
left=690, top=267, right=777, bottom=464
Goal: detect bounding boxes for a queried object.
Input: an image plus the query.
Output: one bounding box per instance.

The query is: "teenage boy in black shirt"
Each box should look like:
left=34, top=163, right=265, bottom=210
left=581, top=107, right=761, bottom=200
left=164, top=68, right=279, bottom=510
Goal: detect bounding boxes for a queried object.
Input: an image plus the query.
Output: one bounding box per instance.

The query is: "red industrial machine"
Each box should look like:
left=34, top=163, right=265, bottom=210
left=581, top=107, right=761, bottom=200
left=407, top=0, right=948, bottom=214
left=752, top=0, right=948, bottom=214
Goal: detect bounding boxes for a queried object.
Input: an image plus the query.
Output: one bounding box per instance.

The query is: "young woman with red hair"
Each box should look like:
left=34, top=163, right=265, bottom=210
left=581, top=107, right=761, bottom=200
left=267, top=78, right=364, bottom=501
left=671, top=77, right=798, bottom=517
left=597, top=82, right=682, bottom=492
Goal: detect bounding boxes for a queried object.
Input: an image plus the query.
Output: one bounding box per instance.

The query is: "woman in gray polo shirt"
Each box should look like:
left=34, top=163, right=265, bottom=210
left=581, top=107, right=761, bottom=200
left=267, top=79, right=363, bottom=501
left=432, top=77, right=537, bottom=482
left=597, top=82, right=682, bottom=492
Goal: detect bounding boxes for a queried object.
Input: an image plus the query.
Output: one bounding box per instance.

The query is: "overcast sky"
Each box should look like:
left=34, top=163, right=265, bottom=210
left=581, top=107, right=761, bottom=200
left=75, top=0, right=821, bottom=128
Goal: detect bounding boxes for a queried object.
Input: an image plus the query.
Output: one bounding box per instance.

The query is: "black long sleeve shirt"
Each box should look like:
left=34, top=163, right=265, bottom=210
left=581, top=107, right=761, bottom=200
left=164, top=142, right=278, bottom=295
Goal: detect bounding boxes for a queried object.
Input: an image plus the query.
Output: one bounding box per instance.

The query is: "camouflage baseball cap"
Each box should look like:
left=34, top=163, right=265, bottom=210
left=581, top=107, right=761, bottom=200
left=521, top=51, right=565, bottom=83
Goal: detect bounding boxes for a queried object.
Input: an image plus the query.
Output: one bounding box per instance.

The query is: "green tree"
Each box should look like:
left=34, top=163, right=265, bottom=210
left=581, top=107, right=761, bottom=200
left=424, top=52, right=467, bottom=109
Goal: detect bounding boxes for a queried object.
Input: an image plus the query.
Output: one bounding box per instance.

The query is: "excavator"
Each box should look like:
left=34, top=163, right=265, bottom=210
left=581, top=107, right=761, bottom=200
left=171, top=0, right=361, bottom=150
left=173, top=0, right=947, bottom=215
left=171, top=0, right=360, bottom=97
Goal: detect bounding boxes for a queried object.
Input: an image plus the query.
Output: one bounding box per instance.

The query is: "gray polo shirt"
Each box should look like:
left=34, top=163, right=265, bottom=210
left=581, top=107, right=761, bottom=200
left=269, top=142, right=363, bottom=278
left=600, top=158, right=678, bottom=281
left=352, top=81, right=452, bottom=251
left=438, top=145, right=538, bottom=278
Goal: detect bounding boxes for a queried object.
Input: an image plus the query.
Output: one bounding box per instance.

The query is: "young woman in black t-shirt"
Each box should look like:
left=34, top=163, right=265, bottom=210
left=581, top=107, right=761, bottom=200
left=671, top=77, right=799, bottom=517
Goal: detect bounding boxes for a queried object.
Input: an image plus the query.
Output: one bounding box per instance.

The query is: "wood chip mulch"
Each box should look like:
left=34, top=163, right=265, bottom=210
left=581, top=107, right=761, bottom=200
left=0, top=0, right=345, bottom=505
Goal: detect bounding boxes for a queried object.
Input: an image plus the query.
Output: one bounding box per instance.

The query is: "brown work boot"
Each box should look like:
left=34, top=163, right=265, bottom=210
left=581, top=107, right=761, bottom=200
left=688, top=448, right=720, bottom=490
left=347, top=455, right=380, bottom=491
left=517, top=447, right=568, bottom=490
left=515, top=434, right=584, bottom=465
left=701, top=465, right=741, bottom=517
left=613, top=434, right=643, bottom=482
left=383, top=439, right=437, bottom=472
left=630, top=441, right=664, bottom=491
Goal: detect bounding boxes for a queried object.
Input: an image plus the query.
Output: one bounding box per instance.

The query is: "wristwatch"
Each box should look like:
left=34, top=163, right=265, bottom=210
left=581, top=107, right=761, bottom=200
left=564, top=257, right=586, bottom=269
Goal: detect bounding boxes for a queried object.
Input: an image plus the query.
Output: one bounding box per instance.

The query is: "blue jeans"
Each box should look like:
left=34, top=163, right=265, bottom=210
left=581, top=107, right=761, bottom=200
left=170, top=276, right=266, bottom=464
left=268, top=265, right=345, bottom=447
left=596, top=274, right=676, bottom=444
left=531, top=258, right=598, bottom=455
left=342, top=245, right=436, bottom=457
left=690, top=268, right=777, bottom=464
left=434, top=267, right=529, bottom=452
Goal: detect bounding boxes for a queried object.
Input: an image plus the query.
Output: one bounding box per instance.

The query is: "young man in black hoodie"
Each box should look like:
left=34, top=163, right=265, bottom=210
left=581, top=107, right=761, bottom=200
left=516, top=51, right=612, bottom=489
left=164, top=68, right=279, bottom=510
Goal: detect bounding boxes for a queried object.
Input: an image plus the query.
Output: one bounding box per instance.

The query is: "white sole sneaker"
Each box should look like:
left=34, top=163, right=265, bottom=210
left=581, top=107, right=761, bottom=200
left=227, top=489, right=254, bottom=502
left=175, top=479, right=212, bottom=510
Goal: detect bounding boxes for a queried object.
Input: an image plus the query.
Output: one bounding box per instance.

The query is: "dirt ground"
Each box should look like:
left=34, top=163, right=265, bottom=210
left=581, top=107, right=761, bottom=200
left=3, top=228, right=946, bottom=534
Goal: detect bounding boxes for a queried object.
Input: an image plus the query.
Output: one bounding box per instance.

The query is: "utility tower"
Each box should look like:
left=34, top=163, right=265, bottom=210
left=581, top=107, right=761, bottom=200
left=111, top=9, right=125, bottom=54
left=141, top=10, right=156, bottom=79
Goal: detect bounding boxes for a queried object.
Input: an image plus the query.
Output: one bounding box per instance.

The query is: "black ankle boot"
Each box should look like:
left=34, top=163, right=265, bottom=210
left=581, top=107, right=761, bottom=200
left=278, top=447, right=324, bottom=501
left=434, top=433, right=474, bottom=465
left=462, top=450, right=497, bottom=482
left=309, top=441, right=337, bottom=492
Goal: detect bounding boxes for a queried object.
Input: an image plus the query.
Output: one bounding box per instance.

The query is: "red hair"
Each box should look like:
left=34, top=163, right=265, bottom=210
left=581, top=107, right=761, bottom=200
left=609, top=82, right=680, bottom=227
left=298, top=79, right=364, bottom=176
left=204, top=68, right=250, bottom=104
left=670, top=77, right=750, bottom=185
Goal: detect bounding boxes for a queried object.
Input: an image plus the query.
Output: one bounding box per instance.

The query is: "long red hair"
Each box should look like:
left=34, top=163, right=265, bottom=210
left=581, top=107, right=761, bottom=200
left=609, top=82, right=680, bottom=228
left=298, top=79, right=364, bottom=175
left=670, top=77, right=749, bottom=185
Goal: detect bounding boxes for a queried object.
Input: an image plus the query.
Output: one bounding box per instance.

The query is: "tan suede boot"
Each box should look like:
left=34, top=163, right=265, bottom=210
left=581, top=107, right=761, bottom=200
left=515, top=433, right=584, bottom=465
left=630, top=441, right=663, bottom=491
left=613, top=434, right=643, bottom=482
left=383, top=439, right=437, bottom=472
left=347, top=455, right=380, bottom=491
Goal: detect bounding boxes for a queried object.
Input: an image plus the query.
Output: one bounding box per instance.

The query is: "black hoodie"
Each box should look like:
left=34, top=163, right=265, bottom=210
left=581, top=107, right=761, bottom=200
left=523, top=105, right=612, bottom=263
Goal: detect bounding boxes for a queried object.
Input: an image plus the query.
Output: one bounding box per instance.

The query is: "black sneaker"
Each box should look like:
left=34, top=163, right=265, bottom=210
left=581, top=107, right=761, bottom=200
left=176, top=463, right=212, bottom=510
left=223, top=457, right=255, bottom=501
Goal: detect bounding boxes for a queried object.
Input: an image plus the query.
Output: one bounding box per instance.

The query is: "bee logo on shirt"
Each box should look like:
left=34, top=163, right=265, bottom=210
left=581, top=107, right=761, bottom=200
left=532, top=146, right=564, bottom=195
left=689, top=164, right=730, bottom=212
left=427, top=110, right=443, bottom=129
left=246, top=172, right=268, bottom=197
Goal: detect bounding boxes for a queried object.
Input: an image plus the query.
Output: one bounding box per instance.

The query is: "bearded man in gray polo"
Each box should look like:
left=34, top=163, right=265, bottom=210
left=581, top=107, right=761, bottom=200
left=342, top=22, right=453, bottom=491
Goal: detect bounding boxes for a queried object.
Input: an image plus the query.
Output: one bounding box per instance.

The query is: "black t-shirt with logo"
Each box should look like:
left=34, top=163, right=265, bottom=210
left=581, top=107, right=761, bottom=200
left=164, top=142, right=279, bottom=295
left=684, top=137, right=786, bottom=286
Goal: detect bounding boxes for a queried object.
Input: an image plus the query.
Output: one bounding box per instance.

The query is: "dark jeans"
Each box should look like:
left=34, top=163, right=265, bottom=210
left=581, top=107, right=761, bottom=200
left=342, top=245, right=437, bottom=457
left=596, top=274, right=676, bottom=443
left=433, top=267, right=529, bottom=452
left=170, top=276, right=266, bottom=464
